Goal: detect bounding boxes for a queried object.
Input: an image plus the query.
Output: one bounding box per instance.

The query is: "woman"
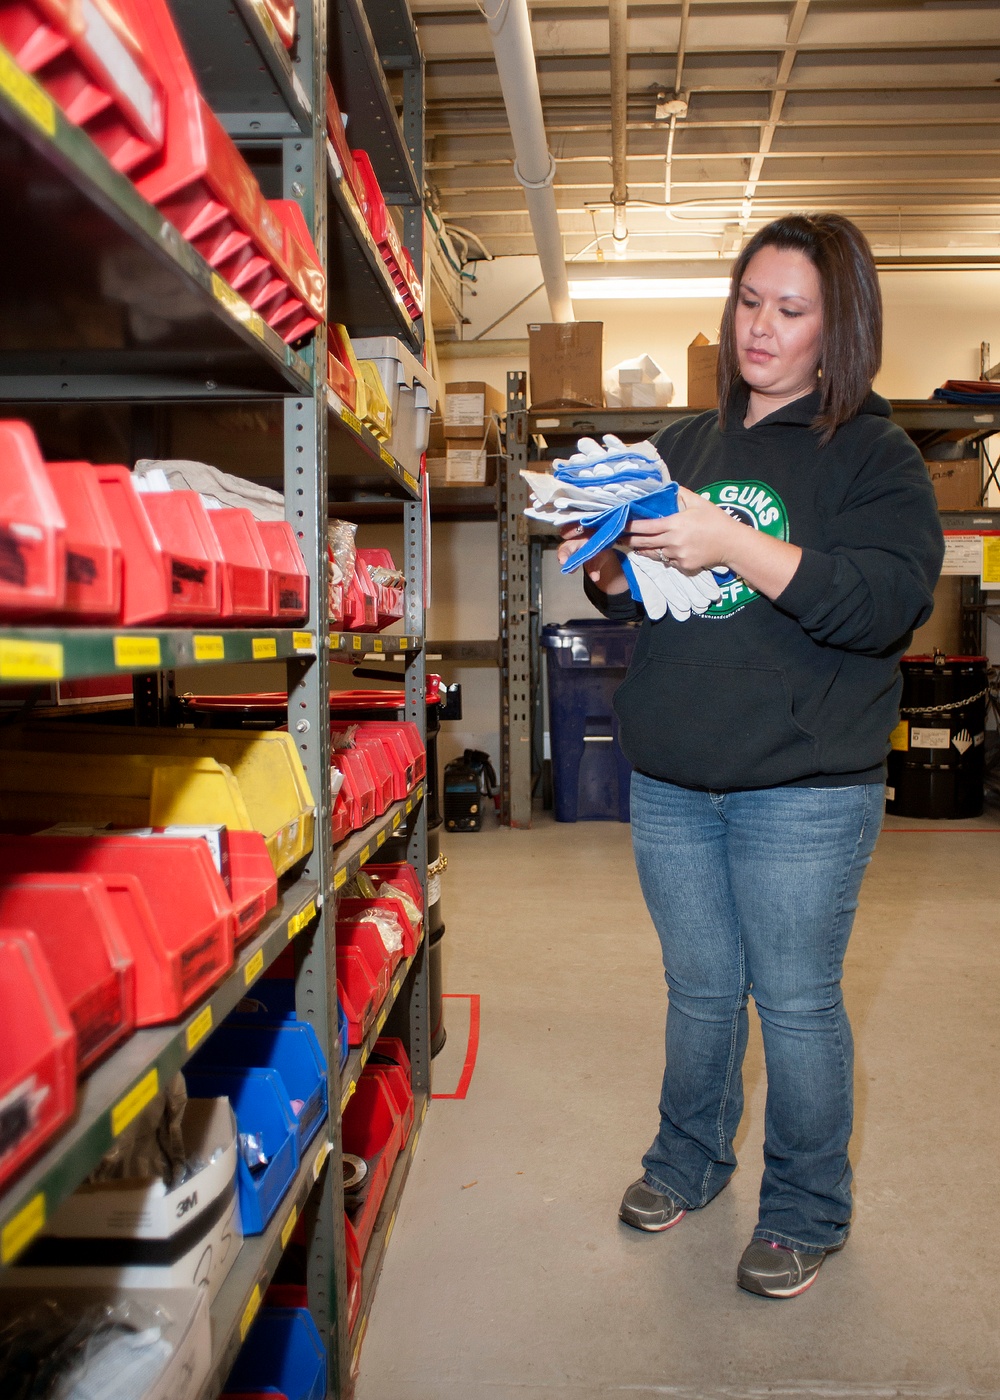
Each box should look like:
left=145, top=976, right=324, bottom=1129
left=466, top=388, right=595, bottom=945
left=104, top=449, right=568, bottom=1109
left=560, top=214, right=944, bottom=1299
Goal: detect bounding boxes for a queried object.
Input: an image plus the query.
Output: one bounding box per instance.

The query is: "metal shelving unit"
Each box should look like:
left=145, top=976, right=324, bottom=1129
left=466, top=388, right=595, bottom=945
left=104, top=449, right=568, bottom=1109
left=500, top=389, right=1000, bottom=826
left=0, top=2, right=431, bottom=1396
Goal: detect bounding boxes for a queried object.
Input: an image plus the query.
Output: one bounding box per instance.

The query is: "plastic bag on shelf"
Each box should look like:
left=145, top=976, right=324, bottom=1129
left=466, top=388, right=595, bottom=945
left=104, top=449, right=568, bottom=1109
left=133, top=459, right=286, bottom=522
left=327, top=519, right=358, bottom=624
left=0, top=1295, right=176, bottom=1400
left=87, top=1074, right=189, bottom=1189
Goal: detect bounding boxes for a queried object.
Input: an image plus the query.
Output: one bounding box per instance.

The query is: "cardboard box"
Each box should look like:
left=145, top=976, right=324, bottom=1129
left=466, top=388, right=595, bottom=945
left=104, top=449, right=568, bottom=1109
left=444, top=381, right=506, bottom=439
left=0, top=1284, right=211, bottom=1400
left=445, top=421, right=501, bottom=484
left=927, top=456, right=982, bottom=510
left=13, top=1099, right=242, bottom=1302
left=687, top=332, right=719, bottom=409
left=528, top=322, right=603, bottom=409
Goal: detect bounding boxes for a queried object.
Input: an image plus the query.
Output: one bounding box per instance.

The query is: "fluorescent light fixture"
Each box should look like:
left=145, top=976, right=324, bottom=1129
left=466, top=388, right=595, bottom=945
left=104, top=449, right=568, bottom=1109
left=568, top=276, right=732, bottom=300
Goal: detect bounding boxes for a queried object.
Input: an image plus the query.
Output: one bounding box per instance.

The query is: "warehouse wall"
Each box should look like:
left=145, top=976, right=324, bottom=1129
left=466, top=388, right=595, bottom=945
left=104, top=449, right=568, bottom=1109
left=432, top=261, right=1000, bottom=775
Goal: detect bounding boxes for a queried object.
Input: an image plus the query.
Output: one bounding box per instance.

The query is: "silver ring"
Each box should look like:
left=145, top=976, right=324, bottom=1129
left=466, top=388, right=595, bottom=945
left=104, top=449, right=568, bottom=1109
left=657, top=548, right=670, bottom=565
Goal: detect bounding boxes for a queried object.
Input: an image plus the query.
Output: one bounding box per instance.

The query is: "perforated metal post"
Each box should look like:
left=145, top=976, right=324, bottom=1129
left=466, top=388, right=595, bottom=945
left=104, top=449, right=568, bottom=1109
left=500, top=372, right=532, bottom=826
left=404, top=497, right=430, bottom=1094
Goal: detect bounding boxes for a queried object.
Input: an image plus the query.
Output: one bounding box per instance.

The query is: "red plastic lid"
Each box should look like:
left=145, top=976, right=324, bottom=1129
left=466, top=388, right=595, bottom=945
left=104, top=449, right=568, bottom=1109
left=902, top=654, right=987, bottom=664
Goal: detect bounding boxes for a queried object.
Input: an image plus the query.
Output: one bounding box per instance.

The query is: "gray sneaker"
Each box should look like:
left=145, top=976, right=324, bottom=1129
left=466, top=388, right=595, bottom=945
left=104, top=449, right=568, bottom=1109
left=619, top=1178, right=687, bottom=1232
left=737, top=1239, right=831, bottom=1298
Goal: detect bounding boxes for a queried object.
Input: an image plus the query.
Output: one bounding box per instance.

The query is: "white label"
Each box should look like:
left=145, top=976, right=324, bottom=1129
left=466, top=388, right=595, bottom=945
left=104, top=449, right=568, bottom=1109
left=444, top=392, right=486, bottom=427
left=910, top=727, right=951, bottom=750
left=82, top=0, right=163, bottom=143
left=427, top=872, right=442, bottom=907
left=941, top=535, right=983, bottom=577
left=885, top=786, right=895, bottom=802
left=445, top=448, right=488, bottom=482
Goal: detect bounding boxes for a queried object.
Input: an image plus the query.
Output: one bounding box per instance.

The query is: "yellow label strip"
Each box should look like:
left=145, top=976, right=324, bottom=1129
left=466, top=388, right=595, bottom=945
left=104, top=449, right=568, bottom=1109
left=334, top=867, right=347, bottom=890
left=185, top=1005, right=214, bottom=1053
left=252, top=636, right=278, bottom=660
left=240, top=1283, right=262, bottom=1341
left=112, top=1068, right=159, bottom=1138
left=341, top=407, right=362, bottom=435
left=113, top=635, right=161, bottom=669
left=0, top=46, right=56, bottom=135
left=288, top=899, right=318, bottom=939
left=340, top=1079, right=357, bottom=1112
left=0, top=638, right=63, bottom=681
left=244, top=948, right=265, bottom=985
left=312, top=1138, right=332, bottom=1181
left=280, top=1205, right=298, bottom=1251
left=1, top=1193, right=46, bottom=1264
left=293, top=631, right=315, bottom=652
left=193, top=634, right=225, bottom=662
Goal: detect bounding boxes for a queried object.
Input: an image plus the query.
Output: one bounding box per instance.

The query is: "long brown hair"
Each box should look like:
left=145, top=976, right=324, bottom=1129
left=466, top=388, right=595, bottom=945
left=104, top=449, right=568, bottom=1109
left=717, top=214, right=883, bottom=446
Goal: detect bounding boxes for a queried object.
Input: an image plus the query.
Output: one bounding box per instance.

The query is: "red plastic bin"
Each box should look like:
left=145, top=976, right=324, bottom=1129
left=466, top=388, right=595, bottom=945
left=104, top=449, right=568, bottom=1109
left=344, top=1213, right=362, bottom=1333
left=0, top=834, right=234, bottom=1021
left=0, top=420, right=66, bottom=617
left=341, top=1069, right=403, bottom=1257
left=353, top=738, right=394, bottom=816
left=0, top=926, right=76, bottom=1190
left=44, top=461, right=122, bottom=621
left=266, top=201, right=325, bottom=343
left=92, top=464, right=173, bottom=625
left=337, top=913, right=398, bottom=989
left=137, top=490, right=223, bottom=622
left=204, top=507, right=272, bottom=623
left=330, top=749, right=377, bottom=832
left=0, top=873, right=135, bottom=1073
left=369, top=1036, right=414, bottom=1145
left=255, top=520, right=309, bottom=623
left=362, top=863, right=424, bottom=915
left=0, top=0, right=166, bottom=174
left=353, top=722, right=425, bottom=792
left=335, top=945, right=379, bottom=1046
left=337, top=895, right=418, bottom=959
left=225, top=829, right=278, bottom=944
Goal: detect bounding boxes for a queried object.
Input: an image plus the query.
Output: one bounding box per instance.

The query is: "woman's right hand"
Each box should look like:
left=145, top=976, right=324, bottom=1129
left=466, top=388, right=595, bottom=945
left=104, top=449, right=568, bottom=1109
left=557, top=524, right=630, bottom=594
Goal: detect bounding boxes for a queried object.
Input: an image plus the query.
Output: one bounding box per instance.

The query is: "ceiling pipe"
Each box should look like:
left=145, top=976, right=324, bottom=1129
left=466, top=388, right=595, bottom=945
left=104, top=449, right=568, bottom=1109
left=609, top=0, right=629, bottom=255
left=481, top=0, right=574, bottom=321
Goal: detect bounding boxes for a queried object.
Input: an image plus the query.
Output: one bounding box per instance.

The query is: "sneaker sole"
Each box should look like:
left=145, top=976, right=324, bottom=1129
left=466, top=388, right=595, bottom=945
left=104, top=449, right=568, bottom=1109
left=737, top=1268, right=820, bottom=1299
left=619, top=1206, right=687, bottom=1233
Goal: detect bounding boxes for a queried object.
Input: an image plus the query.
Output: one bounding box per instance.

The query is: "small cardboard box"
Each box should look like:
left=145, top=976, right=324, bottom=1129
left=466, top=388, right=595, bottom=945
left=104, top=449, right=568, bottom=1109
left=687, top=333, right=719, bottom=409
left=444, top=381, right=506, bottom=439
left=528, top=322, right=604, bottom=409
left=928, top=457, right=982, bottom=510
left=13, top=1099, right=242, bottom=1302
left=445, top=421, right=501, bottom=484
left=0, top=1284, right=211, bottom=1400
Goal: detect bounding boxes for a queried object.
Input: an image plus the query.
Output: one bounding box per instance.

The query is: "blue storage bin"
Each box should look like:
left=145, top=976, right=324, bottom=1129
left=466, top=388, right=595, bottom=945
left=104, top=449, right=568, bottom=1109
left=189, top=1020, right=328, bottom=1155
left=337, top=998, right=349, bottom=1073
left=184, top=1065, right=299, bottom=1233
left=225, top=1306, right=327, bottom=1400
left=237, top=978, right=347, bottom=1072
left=542, top=620, right=640, bottom=822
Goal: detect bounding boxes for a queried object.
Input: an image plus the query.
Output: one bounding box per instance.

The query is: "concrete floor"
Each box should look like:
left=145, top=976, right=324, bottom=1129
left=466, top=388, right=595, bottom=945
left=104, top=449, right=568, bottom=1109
left=355, top=806, right=1000, bottom=1400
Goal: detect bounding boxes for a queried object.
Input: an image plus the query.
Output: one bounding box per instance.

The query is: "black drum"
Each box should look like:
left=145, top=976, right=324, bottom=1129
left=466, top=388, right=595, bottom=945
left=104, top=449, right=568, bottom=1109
left=886, top=654, right=988, bottom=819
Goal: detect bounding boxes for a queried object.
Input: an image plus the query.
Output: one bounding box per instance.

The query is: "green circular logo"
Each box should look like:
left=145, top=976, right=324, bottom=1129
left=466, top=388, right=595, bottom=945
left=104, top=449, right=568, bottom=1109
left=697, top=479, right=789, bottom=618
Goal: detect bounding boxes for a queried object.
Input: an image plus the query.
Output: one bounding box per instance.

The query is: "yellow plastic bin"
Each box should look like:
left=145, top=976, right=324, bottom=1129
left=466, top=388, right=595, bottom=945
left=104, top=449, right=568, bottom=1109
left=2, top=726, right=315, bottom=876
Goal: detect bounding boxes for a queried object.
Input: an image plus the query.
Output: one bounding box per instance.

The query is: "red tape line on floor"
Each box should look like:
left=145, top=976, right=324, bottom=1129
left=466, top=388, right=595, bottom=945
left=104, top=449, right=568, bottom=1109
left=432, top=993, right=480, bottom=1100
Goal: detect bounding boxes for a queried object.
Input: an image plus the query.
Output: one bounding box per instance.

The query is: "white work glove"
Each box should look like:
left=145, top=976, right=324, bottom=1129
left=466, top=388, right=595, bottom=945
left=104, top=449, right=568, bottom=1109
left=553, top=434, right=667, bottom=484
left=626, top=552, right=723, bottom=623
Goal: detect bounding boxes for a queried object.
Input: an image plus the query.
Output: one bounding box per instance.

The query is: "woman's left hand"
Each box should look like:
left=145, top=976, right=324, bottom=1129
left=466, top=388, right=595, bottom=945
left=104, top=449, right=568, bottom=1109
left=626, top=485, right=740, bottom=573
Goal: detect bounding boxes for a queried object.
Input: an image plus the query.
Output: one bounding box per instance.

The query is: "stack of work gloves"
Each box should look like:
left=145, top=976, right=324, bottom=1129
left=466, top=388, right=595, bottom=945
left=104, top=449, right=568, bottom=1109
left=522, top=435, right=726, bottom=622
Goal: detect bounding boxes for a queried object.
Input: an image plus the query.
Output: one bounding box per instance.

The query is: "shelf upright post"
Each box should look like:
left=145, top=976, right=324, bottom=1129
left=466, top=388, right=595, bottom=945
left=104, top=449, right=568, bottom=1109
left=500, top=373, right=532, bottom=826
left=278, top=6, right=349, bottom=1391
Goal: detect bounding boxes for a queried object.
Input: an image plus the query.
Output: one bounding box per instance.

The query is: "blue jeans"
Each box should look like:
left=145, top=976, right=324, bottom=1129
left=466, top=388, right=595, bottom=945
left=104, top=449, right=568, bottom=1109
left=630, top=772, right=884, bottom=1252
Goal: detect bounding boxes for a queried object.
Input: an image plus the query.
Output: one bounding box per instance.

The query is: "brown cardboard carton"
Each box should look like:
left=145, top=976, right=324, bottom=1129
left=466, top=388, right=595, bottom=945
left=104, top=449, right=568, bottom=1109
left=445, top=420, right=501, bottom=484
left=927, top=457, right=982, bottom=510
left=444, top=381, right=506, bottom=439
left=528, top=322, right=603, bottom=408
left=687, top=332, right=719, bottom=409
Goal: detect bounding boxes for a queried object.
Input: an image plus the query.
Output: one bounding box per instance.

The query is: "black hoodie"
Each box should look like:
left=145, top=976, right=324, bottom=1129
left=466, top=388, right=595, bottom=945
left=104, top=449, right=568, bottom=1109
left=585, top=386, right=945, bottom=790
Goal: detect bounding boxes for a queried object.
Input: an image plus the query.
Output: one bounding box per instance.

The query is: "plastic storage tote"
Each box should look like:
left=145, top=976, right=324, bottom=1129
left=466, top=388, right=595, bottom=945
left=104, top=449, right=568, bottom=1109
left=0, top=419, right=66, bottom=617
left=0, top=834, right=234, bottom=1021
left=0, top=873, right=135, bottom=1072
left=205, top=507, right=273, bottom=621
left=341, top=1069, right=404, bottom=1257
left=542, top=620, right=640, bottom=822
left=352, top=336, right=439, bottom=476
left=136, top=489, right=223, bottom=622
left=188, top=1018, right=328, bottom=1156
left=44, top=461, right=123, bottom=621
left=183, top=1064, right=298, bottom=1234
left=0, top=927, right=76, bottom=1189
left=255, top=520, right=310, bottom=623
left=223, top=1306, right=327, bottom=1400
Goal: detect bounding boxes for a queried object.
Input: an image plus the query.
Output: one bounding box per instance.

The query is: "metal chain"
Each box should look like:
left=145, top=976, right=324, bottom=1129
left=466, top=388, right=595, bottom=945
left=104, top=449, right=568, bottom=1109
left=899, top=686, right=991, bottom=716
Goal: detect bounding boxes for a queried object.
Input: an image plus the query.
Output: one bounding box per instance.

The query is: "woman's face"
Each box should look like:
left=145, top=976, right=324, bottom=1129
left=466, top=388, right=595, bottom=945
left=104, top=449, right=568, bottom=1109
left=734, top=245, right=824, bottom=405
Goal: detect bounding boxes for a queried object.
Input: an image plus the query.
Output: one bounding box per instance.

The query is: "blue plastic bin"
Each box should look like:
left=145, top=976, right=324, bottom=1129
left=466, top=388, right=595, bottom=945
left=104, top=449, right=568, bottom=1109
left=189, top=1020, right=328, bottom=1155
left=542, top=620, right=640, bottom=822
left=184, top=1066, right=299, bottom=1233
left=237, top=977, right=349, bottom=1073
left=224, top=1307, right=327, bottom=1400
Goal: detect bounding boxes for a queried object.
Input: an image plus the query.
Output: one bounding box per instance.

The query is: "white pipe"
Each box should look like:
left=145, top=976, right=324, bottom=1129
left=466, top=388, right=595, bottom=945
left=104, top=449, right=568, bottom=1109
left=481, top=0, right=574, bottom=321
left=609, top=0, right=628, bottom=249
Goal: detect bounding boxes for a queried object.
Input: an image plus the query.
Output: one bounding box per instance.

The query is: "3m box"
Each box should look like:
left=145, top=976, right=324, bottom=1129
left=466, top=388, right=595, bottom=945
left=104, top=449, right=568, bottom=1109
left=687, top=333, right=719, bottom=409
left=528, top=323, right=603, bottom=409
left=927, top=457, right=982, bottom=510
left=443, top=381, right=506, bottom=439
left=13, top=1099, right=242, bottom=1303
